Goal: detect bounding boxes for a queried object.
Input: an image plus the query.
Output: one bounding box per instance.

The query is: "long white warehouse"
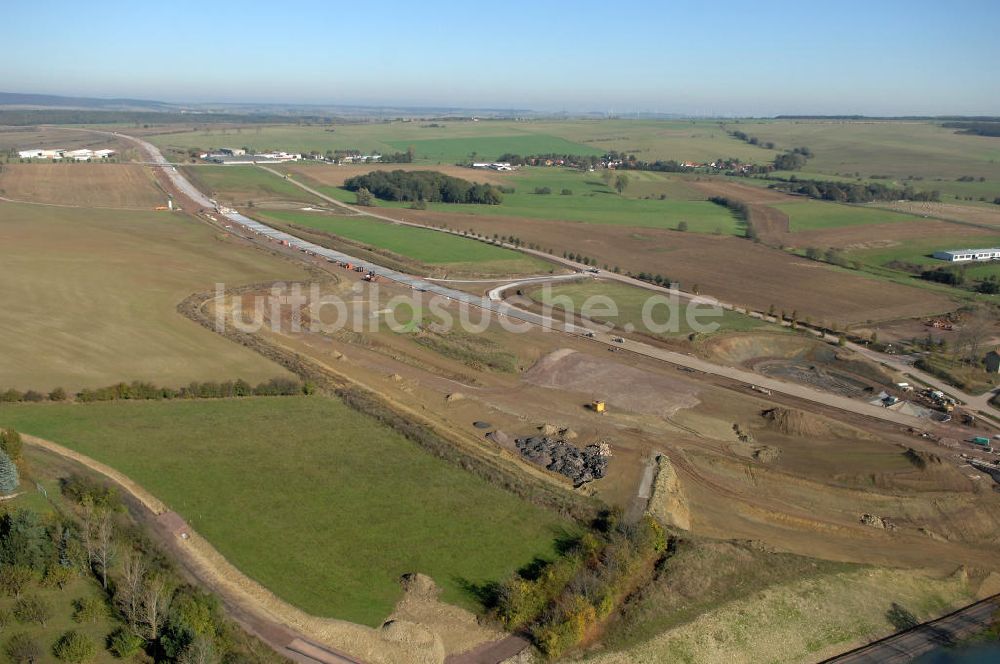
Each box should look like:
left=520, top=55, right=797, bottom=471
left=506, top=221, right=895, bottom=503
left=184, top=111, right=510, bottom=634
left=933, top=248, right=1000, bottom=262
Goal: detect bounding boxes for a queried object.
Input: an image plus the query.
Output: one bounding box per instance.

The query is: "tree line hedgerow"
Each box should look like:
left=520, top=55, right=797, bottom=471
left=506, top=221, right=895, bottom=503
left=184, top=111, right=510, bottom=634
left=768, top=177, right=941, bottom=203
left=0, top=378, right=311, bottom=405
left=490, top=509, right=667, bottom=659
left=344, top=169, right=504, bottom=204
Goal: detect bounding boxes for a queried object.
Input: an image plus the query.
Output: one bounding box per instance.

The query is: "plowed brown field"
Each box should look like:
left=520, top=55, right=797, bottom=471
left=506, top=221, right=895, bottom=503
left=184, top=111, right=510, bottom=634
left=402, top=208, right=957, bottom=324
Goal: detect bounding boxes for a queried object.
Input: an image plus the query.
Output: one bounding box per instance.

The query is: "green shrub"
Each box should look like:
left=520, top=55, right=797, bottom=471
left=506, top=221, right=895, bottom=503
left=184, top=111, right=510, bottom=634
left=53, top=631, right=97, bottom=664
left=108, top=628, right=145, bottom=659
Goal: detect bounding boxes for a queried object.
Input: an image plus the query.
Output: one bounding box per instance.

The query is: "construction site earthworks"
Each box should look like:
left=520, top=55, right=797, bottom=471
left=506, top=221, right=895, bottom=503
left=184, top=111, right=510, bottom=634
left=4, top=116, right=1000, bottom=664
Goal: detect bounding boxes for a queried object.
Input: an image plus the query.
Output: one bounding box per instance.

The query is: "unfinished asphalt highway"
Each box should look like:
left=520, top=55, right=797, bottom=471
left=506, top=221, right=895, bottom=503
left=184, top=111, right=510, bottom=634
left=107, top=129, right=932, bottom=429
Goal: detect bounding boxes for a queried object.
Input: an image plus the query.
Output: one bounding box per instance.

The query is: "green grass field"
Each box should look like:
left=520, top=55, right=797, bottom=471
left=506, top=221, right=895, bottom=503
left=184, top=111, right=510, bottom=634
left=182, top=165, right=323, bottom=205
left=384, top=134, right=603, bottom=162
left=145, top=119, right=777, bottom=165
left=294, top=167, right=742, bottom=235
left=257, top=209, right=550, bottom=274
left=731, top=120, right=1000, bottom=183
left=847, top=235, right=1000, bottom=282
left=530, top=281, right=773, bottom=338
left=0, top=201, right=308, bottom=392
left=773, top=199, right=929, bottom=231
left=0, top=396, right=572, bottom=626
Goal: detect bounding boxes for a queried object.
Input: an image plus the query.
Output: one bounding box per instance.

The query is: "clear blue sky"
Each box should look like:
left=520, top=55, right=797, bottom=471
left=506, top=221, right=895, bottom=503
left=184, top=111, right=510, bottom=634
left=5, top=0, right=999, bottom=115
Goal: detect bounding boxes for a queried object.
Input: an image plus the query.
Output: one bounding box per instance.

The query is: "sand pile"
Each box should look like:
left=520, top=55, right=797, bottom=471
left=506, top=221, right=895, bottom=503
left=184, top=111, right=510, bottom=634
left=760, top=407, right=832, bottom=437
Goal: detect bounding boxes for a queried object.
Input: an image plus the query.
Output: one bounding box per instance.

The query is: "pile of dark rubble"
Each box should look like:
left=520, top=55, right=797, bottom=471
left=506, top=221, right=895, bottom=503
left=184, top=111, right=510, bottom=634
left=514, top=436, right=609, bottom=486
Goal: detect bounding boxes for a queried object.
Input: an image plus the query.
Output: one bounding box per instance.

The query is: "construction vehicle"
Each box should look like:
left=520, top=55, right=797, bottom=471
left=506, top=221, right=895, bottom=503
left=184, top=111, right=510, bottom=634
left=611, top=336, right=624, bottom=343
left=750, top=385, right=772, bottom=396
left=592, top=400, right=606, bottom=413
left=354, top=266, right=365, bottom=273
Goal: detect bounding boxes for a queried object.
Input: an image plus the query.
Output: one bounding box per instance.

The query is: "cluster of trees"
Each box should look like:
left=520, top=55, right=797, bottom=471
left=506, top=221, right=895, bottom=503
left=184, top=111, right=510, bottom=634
left=772, top=147, right=814, bottom=171
left=495, top=152, right=604, bottom=169
left=1, top=378, right=308, bottom=405
left=942, top=121, right=1000, bottom=137
left=708, top=196, right=757, bottom=241
left=804, top=246, right=856, bottom=269
left=379, top=146, right=415, bottom=163
left=769, top=178, right=941, bottom=203
left=635, top=272, right=673, bottom=287
left=1, top=467, right=282, bottom=664
left=0, top=429, right=21, bottom=495
left=728, top=129, right=776, bottom=150
left=920, top=267, right=965, bottom=286
left=493, top=510, right=666, bottom=659
left=344, top=170, right=503, bottom=205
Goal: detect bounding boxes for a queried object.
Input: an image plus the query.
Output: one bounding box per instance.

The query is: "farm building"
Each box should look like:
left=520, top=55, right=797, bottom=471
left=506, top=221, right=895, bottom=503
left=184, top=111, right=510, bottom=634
left=933, top=248, right=1000, bottom=262
left=472, top=162, right=513, bottom=171
left=339, top=154, right=381, bottom=164
left=216, top=148, right=246, bottom=156
left=18, top=148, right=65, bottom=159
left=205, top=151, right=300, bottom=165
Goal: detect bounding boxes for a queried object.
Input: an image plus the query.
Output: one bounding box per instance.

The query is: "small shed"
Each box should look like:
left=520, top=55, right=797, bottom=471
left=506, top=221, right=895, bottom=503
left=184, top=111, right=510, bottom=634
left=986, top=350, right=1000, bottom=373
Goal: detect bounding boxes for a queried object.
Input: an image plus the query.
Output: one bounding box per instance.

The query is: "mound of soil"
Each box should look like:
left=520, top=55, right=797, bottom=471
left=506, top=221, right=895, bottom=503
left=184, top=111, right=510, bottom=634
left=760, top=407, right=832, bottom=438
left=903, top=447, right=943, bottom=470
left=752, top=446, right=781, bottom=463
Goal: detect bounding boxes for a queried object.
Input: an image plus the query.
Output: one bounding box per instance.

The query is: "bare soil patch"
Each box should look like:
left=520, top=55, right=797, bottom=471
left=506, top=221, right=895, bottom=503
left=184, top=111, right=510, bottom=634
left=400, top=209, right=956, bottom=324
left=523, top=348, right=700, bottom=418
left=0, top=163, right=165, bottom=208
left=792, top=218, right=1000, bottom=251
left=874, top=200, right=1000, bottom=228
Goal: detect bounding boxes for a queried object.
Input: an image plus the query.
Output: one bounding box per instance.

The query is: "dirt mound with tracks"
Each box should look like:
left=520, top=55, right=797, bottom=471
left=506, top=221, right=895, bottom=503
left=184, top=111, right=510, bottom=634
left=760, top=407, right=833, bottom=437
left=523, top=348, right=700, bottom=418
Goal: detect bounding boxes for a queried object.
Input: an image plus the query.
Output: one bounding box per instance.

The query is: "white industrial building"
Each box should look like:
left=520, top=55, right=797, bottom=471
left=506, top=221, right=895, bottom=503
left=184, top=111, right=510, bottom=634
left=472, top=162, right=513, bottom=171
left=18, top=148, right=115, bottom=160
left=933, top=248, right=1000, bottom=262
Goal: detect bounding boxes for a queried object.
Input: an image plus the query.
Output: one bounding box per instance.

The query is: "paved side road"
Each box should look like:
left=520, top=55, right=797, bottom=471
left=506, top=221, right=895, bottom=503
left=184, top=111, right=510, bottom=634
left=822, top=594, right=1000, bottom=663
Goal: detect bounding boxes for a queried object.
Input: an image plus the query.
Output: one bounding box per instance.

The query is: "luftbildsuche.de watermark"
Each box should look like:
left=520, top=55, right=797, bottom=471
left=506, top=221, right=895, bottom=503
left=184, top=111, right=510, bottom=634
left=213, top=282, right=725, bottom=337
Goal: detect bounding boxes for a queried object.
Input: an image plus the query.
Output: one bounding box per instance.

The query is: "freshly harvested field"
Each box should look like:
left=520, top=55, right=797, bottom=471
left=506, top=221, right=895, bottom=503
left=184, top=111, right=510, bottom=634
left=401, top=208, right=958, bottom=323
left=874, top=200, right=1000, bottom=228
left=0, top=396, right=571, bottom=627
left=528, top=280, right=774, bottom=338
left=257, top=209, right=551, bottom=275
left=773, top=199, right=929, bottom=231
left=0, top=162, right=164, bottom=208
left=0, top=125, right=134, bottom=156
left=0, top=200, right=309, bottom=390
left=181, top=165, right=323, bottom=205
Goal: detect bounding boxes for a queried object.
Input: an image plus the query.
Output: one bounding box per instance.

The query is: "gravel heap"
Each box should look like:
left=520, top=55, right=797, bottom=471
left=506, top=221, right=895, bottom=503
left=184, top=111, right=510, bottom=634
left=514, top=436, right=610, bottom=486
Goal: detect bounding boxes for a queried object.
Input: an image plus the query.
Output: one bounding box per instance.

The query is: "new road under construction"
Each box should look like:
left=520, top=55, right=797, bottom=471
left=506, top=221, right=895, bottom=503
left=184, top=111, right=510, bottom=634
left=109, top=128, right=935, bottom=432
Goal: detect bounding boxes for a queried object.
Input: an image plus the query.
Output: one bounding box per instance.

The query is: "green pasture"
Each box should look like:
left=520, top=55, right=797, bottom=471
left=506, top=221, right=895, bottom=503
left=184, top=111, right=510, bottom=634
left=773, top=199, right=928, bottom=231
left=0, top=396, right=571, bottom=627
